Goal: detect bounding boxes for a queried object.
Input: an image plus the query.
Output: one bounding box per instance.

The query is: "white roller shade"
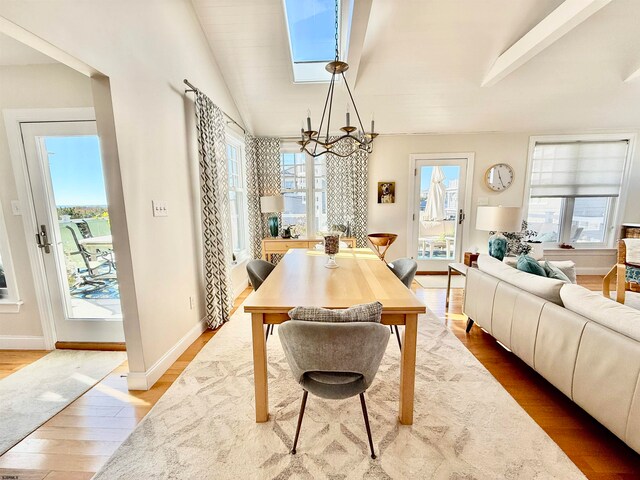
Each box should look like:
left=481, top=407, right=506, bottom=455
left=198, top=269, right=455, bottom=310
left=530, top=141, right=628, bottom=198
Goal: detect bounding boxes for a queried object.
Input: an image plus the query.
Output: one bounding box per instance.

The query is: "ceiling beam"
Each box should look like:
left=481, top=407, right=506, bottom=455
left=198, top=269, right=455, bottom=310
left=482, top=0, right=612, bottom=87
left=625, top=66, right=640, bottom=83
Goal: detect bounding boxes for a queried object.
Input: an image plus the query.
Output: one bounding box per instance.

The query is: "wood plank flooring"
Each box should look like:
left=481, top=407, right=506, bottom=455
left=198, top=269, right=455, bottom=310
left=1, top=277, right=639, bottom=479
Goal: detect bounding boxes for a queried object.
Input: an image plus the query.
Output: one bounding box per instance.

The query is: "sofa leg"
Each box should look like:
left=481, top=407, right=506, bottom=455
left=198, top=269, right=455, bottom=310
left=465, top=318, right=474, bottom=333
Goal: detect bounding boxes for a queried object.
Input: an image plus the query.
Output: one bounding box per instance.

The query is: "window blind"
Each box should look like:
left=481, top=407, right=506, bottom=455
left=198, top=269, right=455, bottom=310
left=529, top=140, right=628, bottom=198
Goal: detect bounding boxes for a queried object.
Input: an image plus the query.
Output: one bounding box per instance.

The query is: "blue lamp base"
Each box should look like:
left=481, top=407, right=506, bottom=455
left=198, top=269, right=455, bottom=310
left=488, top=232, right=508, bottom=261
left=268, top=215, right=279, bottom=238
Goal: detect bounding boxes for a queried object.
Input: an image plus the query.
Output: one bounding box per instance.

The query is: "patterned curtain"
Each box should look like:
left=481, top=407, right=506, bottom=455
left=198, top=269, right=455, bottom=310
left=245, top=136, right=282, bottom=259
left=194, top=91, right=233, bottom=329
left=326, top=143, right=369, bottom=247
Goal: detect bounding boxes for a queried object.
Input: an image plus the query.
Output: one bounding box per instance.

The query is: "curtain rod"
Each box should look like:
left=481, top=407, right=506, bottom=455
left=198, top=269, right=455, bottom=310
left=183, top=79, right=247, bottom=135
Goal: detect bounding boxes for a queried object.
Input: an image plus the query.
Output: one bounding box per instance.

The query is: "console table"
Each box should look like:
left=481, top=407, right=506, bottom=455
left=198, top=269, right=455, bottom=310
left=261, top=237, right=356, bottom=262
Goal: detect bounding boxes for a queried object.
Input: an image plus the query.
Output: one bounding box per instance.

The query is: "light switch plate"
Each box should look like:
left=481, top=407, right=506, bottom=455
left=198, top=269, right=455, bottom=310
left=477, top=196, right=489, bottom=206
left=10, top=200, right=21, bottom=215
left=152, top=200, right=168, bottom=217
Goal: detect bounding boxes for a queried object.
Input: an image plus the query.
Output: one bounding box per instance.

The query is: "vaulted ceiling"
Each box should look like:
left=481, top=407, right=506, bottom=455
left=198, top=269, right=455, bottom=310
left=192, top=0, right=640, bottom=137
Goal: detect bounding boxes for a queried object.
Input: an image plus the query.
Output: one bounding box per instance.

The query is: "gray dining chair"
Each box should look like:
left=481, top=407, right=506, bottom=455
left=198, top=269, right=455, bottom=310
left=278, top=320, right=390, bottom=459
left=387, top=258, right=417, bottom=349
left=246, top=259, right=276, bottom=339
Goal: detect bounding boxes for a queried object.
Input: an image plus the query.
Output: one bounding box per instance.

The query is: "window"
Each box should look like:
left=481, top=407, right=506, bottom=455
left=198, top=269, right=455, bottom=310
left=280, top=151, right=327, bottom=236
left=226, top=134, right=247, bottom=261
left=526, top=138, right=630, bottom=246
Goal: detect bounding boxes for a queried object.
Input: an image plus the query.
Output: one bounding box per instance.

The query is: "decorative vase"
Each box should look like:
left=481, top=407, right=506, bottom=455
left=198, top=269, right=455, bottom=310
left=268, top=215, right=279, bottom=238
left=324, top=233, right=340, bottom=269
left=488, top=232, right=508, bottom=261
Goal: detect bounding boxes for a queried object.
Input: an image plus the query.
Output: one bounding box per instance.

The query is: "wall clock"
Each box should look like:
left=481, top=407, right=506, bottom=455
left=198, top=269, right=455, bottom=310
left=485, top=163, right=514, bottom=192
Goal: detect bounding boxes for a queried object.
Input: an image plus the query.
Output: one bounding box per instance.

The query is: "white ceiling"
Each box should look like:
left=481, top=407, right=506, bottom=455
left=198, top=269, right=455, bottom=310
left=0, top=32, right=57, bottom=66
left=192, top=0, right=640, bottom=137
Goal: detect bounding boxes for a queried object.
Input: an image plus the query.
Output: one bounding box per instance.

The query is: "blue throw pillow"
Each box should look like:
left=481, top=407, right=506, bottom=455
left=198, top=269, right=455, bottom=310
left=516, top=255, right=547, bottom=277
left=543, top=261, right=571, bottom=283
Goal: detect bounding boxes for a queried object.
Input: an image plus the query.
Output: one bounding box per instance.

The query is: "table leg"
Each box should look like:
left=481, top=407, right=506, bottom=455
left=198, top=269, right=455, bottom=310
left=399, top=313, right=418, bottom=425
left=446, top=265, right=452, bottom=308
left=251, top=313, right=269, bottom=422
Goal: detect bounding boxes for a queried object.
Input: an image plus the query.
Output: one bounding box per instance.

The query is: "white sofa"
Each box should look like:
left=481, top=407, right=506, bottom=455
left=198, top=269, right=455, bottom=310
left=463, top=255, right=640, bottom=454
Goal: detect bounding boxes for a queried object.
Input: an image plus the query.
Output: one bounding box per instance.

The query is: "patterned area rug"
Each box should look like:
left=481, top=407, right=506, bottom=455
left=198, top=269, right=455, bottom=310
left=0, top=350, right=127, bottom=455
left=94, top=306, right=585, bottom=479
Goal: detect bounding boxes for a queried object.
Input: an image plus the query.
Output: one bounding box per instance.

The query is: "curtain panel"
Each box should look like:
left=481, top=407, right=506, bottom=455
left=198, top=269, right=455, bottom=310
left=194, top=91, right=233, bottom=329
left=326, top=142, right=369, bottom=248
left=245, top=136, right=282, bottom=259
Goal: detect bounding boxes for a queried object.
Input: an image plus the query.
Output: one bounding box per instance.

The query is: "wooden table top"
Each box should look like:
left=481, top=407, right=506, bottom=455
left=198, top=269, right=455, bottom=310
left=244, top=248, right=426, bottom=314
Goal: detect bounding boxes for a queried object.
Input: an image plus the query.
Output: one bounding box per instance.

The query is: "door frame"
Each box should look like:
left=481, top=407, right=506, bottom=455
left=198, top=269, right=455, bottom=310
left=4, top=107, right=96, bottom=349
left=407, top=153, right=475, bottom=272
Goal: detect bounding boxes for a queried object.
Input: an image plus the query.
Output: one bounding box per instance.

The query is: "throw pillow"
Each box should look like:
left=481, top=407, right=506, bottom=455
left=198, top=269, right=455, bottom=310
left=544, top=261, right=571, bottom=283
left=516, top=254, right=547, bottom=277
left=288, top=301, right=383, bottom=323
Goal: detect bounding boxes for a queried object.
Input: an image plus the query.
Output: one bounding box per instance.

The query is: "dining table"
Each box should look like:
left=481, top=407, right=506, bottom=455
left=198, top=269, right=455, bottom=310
left=243, top=247, right=426, bottom=425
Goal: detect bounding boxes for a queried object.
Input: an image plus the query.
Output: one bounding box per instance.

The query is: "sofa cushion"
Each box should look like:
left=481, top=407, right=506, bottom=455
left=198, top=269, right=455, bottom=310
left=477, top=255, right=565, bottom=305
left=288, top=301, right=383, bottom=323
left=544, top=261, right=571, bottom=283
left=560, top=284, right=640, bottom=342
left=503, top=257, right=577, bottom=284
left=517, top=255, right=547, bottom=277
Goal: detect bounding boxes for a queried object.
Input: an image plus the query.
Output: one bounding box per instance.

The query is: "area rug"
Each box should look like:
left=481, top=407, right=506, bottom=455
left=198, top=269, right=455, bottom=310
left=415, top=274, right=465, bottom=289
left=93, top=304, right=584, bottom=479
left=0, top=350, right=126, bottom=455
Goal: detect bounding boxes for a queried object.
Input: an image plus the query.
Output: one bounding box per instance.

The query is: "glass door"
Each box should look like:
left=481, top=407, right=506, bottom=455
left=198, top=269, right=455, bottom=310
left=20, top=121, right=124, bottom=343
left=411, top=159, right=467, bottom=271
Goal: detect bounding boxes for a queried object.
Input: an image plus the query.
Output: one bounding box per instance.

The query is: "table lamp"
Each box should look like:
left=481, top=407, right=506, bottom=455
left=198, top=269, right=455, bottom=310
left=475, top=206, right=522, bottom=260
left=260, top=195, right=285, bottom=238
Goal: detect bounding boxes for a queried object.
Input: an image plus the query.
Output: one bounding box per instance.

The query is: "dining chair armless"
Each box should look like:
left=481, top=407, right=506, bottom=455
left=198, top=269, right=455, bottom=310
left=387, top=258, right=418, bottom=349
left=246, top=259, right=276, bottom=340
left=279, top=320, right=390, bottom=458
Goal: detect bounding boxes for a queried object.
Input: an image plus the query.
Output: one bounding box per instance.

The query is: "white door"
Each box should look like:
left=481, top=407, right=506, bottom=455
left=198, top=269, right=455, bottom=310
left=410, top=158, right=468, bottom=272
left=20, top=121, right=124, bottom=343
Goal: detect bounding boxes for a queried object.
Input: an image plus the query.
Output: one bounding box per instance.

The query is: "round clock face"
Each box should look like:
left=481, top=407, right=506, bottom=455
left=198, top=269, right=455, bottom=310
left=485, top=163, right=514, bottom=191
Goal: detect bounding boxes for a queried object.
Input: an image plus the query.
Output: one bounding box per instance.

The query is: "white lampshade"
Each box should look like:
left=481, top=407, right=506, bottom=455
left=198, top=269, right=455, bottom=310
left=260, top=195, right=284, bottom=213
left=475, top=206, right=522, bottom=232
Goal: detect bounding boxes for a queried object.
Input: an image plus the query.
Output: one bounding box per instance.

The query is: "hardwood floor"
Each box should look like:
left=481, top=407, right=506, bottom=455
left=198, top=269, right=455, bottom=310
left=0, top=276, right=638, bottom=478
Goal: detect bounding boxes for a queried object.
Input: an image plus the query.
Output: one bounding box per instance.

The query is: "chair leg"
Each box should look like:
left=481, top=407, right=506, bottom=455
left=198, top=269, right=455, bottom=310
left=291, top=390, right=308, bottom=455
left=359, top=392, right=376, bottom=459
left=393, top=325, right=402, bottom=350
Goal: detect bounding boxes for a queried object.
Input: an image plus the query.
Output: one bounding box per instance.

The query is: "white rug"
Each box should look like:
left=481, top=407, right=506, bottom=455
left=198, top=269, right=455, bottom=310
left=415, top=275, right=465, bottom=289
left=0, top=350, right=126, bottom=455
left=94, top=305, right=584, bottom=479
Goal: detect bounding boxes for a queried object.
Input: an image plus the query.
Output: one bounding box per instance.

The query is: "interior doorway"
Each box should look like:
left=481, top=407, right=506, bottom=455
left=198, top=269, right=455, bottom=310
left=20, top=120, right=124, bottom=343
left=409, top=154, right=474, bottom=272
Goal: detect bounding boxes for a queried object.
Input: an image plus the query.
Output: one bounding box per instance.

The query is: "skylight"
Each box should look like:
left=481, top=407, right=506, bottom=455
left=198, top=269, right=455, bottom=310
left=285, top=0, right=336, bottom=63
left=284, top=0, right=350, bottom=83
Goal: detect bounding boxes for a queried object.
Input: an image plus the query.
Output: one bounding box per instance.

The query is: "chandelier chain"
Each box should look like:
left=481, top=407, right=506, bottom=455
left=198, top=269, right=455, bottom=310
left=334, top=0, right=340, bottom=61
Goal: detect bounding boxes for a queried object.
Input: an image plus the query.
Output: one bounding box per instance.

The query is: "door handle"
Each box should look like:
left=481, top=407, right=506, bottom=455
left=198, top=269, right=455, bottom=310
left=458, top=209, right=466, bottom=225
left=36, top=224, right=52, bottom=254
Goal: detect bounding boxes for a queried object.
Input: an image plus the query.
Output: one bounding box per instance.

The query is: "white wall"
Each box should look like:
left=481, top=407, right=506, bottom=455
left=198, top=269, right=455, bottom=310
left=368, top=132, right=640, bottom=272
left=0, top=63, right=93, bottom=345
left=0, top=0, right=245, bottom=386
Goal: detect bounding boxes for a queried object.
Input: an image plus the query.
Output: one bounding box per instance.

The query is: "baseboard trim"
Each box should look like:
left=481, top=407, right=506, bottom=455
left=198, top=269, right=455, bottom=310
left=0, top=335, right=47, bottom=350
left=127, top=318, right=207, bottom=391
left=576, top=267, right=611, bottom=275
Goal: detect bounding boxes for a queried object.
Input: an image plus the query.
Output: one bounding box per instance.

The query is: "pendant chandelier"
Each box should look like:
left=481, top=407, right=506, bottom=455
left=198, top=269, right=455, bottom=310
left=297, top=0, right=377, bottom=158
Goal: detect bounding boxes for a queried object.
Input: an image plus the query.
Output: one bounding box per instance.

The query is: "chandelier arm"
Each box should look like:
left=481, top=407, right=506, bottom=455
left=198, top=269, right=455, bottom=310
left=315, top=71, right=335, bottom=155
left=325, top=72, right=337, bottom=144
left=341, top=72, right=367, bottom=139
left=303, top=133, right=364, bottom=148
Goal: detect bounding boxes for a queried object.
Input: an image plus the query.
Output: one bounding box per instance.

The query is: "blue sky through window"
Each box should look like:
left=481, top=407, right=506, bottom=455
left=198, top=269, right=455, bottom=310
left=284, top=0, right=337, bottom=63
left=45, top=136, right=108, bottom=206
